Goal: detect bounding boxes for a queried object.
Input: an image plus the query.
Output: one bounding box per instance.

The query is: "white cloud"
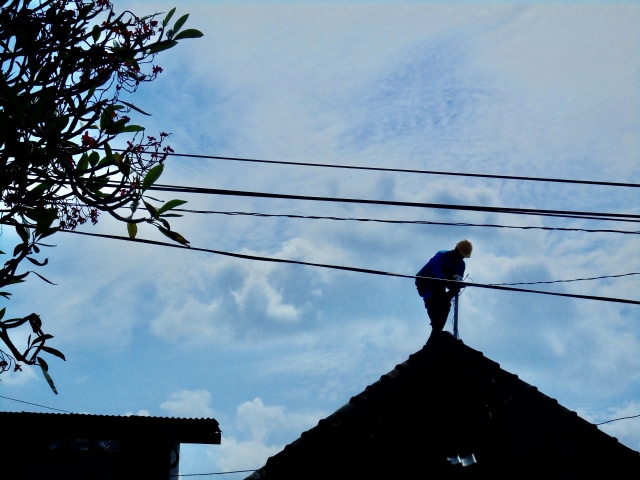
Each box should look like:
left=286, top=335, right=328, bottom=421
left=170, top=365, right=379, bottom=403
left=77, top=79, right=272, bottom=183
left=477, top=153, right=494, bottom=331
left=125, top=409, right=150, bottom=416
left=0, top=364, right=39, bottom=388
left=151, top=296, right=226, bottom=344
left=206, top=397, right=321, bottom=474
left=213, top=436, right=280, bottom=476
left=236, top=398, right=288, bottom=442
left=160, top=389, right=214, bottom=418
left=230, top=259, right=301, bottom=322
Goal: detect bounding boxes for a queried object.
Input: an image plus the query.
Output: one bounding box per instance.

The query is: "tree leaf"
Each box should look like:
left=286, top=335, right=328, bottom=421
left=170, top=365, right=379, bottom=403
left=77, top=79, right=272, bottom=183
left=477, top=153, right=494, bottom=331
left=31, top=334, right=54, bottom=345
left=158, top=218, right=170, bottom=230
left=92, top=24, right=101, bottom=42
left=31, top=271, right=57, bottom=285
left=144, top=201, right=159, bottom=219
left=37, top=356, right=49, bottom=371
left=173, top=29, right=203, bottom=41
left=120, top=124, right=145, bottom=133
left=2, top=317, right=29, bottom=328
left=40, top=346, right=66, bottom=361
left=127, top=222, right=138, bottom=239
left=38, top=357, right=58, bottom=395
left=159, top=227, right=190, bottom=246
left=26, top=256, right=49, bottom=267
left=100, top=105, right=115, bottom=131
left=104, top=142, right=114, bottom=163
left=173, top=13, right=189, bottom=33
left=16, top=224, right=29, bottom=243
left=89, top=151, right=100, bottom=167
left=119, top=101, right=151, bottom=116
left=163, top=7, right=176, bottom=26
left=146, top=40, right=178, bottom=54
left=142, top=164, right=164, bottom=192
left=158, top=199, right=187, bottom=214
left=77, top=153, right=89, bottom=172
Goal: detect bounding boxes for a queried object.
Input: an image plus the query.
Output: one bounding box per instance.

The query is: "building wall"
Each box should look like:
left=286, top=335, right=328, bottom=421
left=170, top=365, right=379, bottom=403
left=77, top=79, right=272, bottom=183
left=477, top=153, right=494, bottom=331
left=4, top=436, right=178, bottom=480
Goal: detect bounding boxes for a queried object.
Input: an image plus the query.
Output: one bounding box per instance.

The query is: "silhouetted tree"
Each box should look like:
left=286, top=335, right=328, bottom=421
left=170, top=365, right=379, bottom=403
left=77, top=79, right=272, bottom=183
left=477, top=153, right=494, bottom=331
left=0, top=0, right=202, bottom=392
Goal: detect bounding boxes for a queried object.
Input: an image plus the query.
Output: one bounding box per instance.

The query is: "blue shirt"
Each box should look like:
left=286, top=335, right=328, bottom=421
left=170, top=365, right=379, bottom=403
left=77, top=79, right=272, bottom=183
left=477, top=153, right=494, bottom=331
left=416, top=249, right=465, bottom=298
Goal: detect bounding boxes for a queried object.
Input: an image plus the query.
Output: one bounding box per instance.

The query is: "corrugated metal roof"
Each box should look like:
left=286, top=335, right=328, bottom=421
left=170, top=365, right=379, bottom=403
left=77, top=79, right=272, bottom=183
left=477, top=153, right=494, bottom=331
left=0, top=411, right=221, bottom=444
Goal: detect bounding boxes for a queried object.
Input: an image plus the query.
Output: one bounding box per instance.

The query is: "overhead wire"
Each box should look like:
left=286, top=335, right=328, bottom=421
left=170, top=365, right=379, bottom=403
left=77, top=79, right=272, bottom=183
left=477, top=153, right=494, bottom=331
left=144, top=151, right=640, bottom=189
left=63, top=230, right=640, bottom=306
left=33, top=175, right=640, bottom=224
left=52, top=200, right=638, bottom=235
left=46, top=177, right=640, bottom=224
left=596, top=414, right=640, bottom=426
left=170, top=471, right=257, bottom=477
left=170, top=208, right=640, bottom=235
left=0, top=394, right=72, bottom=413
left=489, top=272, right=640, bottom=287
left=148, top=184, right=640, bottom=223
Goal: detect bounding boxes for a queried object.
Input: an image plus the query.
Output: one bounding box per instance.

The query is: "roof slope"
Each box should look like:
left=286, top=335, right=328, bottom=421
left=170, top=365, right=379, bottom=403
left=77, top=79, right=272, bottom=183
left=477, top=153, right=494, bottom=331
left=247, top=332, right=640, bottom=479
left=0, top=412, right=221, bottom=444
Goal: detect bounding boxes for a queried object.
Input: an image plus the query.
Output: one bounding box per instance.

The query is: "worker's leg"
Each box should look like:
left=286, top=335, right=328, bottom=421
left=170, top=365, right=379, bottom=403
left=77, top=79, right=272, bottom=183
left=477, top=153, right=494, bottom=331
left=426, top=294, right=451, bottom=341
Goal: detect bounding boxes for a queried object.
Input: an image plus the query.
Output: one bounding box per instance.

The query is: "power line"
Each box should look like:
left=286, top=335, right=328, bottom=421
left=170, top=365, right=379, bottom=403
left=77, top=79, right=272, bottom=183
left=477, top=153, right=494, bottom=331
left=53, top=176, right=640, bottom=224
left=151, top=151, right=640, bottom=189
left=490, top=272, right=640, bottom=287
left=149, top=184, right=640, bottom=223
left=170, top=471, right=256, bottom=478
left=33, top=177, right=640, bottom=223
left=596, top=414, right=640, bottom=426
left=171, top=208, right=640, bottom=235
left=26, top=176, right=640, bottom=226
left=0, top=394, right=72, bottom=413
left=65, top=230, right=640, bottom=306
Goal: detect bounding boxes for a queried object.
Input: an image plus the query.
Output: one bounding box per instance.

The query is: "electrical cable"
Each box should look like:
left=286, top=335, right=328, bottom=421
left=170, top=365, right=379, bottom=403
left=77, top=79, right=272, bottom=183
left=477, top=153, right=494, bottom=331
left=0, top=394, right=72, bottom=413
left=24, top=177, right=640, bottom=224
left=596, top=414, right=640, bottom=426
left=490, top=272, right=640, bottom=287
left=170, top=471, right=257, bottom=477
left=30, top=176, right=640, bottom=224
left=138, top=150, right=640, bottom=189
left=170, top=208, right=640, bottom=235
left=148, top=184, right=640, bottom=223
left=63, top=230, right=640, bottom=306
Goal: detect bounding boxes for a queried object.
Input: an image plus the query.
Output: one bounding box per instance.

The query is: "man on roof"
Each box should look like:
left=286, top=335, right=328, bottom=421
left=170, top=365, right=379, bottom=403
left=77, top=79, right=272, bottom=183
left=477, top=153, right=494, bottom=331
left=416, top=239, right=472, bottom=342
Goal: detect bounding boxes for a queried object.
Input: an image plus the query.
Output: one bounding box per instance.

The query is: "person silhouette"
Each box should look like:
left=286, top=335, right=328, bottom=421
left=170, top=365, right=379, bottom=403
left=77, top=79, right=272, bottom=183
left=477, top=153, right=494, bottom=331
left=416, top=240, right=472, bottom=342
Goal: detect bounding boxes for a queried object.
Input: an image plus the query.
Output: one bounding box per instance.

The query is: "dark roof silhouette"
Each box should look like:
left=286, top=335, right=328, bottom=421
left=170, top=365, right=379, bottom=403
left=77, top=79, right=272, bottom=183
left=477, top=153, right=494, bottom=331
left=0, top=412, right=220, bottom=479
left=0, top=411, right=221, bottom=444
left=246, top=332, right=640, bottom=479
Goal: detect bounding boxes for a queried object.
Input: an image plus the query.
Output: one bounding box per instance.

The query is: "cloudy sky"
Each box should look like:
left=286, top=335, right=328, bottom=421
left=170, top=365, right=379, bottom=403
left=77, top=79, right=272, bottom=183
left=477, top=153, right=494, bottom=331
left=1, top=0, right=639, bottom=477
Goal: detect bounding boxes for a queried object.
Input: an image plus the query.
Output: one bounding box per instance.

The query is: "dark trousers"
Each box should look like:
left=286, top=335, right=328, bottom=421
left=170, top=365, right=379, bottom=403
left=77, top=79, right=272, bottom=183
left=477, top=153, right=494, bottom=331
left=424, top=292, right=451, bottom=339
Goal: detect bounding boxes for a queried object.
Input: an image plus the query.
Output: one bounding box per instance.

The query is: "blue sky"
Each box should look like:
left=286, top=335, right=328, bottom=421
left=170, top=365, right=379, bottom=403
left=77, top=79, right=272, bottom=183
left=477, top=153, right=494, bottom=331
left=1, top=1, right=639, bottom=477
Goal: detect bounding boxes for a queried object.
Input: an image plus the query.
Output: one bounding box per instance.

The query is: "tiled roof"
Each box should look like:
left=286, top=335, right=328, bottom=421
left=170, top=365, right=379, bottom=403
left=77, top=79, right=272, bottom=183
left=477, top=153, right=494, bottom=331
left=246, top=332, right=640, bottom=479
left=0, top=412, right=221, bottom=444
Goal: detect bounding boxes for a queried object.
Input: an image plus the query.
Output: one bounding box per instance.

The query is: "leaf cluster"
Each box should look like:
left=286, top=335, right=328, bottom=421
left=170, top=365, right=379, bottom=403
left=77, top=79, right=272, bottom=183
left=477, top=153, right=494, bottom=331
left=0, top=0, right=202, bottom=391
